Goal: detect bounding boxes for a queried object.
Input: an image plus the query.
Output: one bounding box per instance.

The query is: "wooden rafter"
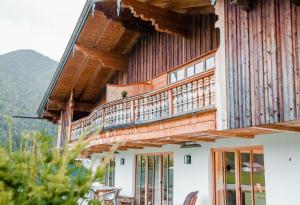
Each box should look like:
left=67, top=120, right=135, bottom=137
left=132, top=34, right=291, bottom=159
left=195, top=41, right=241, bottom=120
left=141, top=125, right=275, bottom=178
left=204, top=130, right=255, bottom=138
left=121, top=0, right=188, bottom=35
left=257, top=124, right=300, bottom=133
left=125, top=142, right=162, bottom=148
left=75, top=44, right=127, bottom=71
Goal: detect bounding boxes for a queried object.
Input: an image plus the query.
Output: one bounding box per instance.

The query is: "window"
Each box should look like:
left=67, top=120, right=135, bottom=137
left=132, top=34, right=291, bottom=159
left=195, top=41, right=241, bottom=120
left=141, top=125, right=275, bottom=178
left=212, top=147, right=266, bottom=205
left=186, top=66, right=195, bottom=78
left=104, top=158, right=115, bottom=187
left=195, top=61, right=204, bottom=74
left=169, top=55, right=215, bottom=84
left=206, top=56, right=215, bottom=70
left=177, top=69, right=185, bottom=81
left=135, top=153, right=173, bottom=205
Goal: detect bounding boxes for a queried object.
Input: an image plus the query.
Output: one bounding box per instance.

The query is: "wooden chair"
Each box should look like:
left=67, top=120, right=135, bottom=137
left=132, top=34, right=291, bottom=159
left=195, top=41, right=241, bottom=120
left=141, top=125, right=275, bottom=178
left=102, top=188, right=122, bottom=205
left=183, top=191, right=199, bottom=205
left=79, top=189, right=97, bottom=205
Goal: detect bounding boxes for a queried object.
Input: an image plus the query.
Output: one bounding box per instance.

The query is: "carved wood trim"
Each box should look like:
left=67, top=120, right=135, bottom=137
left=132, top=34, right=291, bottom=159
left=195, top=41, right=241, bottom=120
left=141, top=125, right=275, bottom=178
left=121, top=0, right=188, bottom=35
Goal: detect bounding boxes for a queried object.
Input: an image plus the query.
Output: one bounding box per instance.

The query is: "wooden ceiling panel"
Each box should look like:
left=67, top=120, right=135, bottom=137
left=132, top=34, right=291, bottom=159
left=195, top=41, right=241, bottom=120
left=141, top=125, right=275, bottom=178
left=113, top=29, right=141, bottom=54
left=73, top=58, right=100, bottom=100
left=95, top=20, right=126, bottom=51
left=137, top=0, right=213, bottom=14
left=79, top=67, right=116, bottom=102
left=51, top=52, right=86, bottom=100
left=77, top=11, right=110, bottom=47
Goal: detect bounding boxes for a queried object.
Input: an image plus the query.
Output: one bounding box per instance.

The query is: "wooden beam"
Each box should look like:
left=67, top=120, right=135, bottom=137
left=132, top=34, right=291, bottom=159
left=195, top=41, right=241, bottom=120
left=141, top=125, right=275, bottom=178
left=118, top=145, right=144, bottom=149
left=75, top=44, right=127, bottom=71
left=230, top=0, right=253, bottom=11
left=125, top=142, right=162, bottom=148
left=204, top=130, right=255, bottom=138
left=121, top=0, right=188, bottom=35
left=258, top=124, right=300, bottom=133
left=47, top=99, right=65, bottom=110
left=69, top=55, right=89, bottom=96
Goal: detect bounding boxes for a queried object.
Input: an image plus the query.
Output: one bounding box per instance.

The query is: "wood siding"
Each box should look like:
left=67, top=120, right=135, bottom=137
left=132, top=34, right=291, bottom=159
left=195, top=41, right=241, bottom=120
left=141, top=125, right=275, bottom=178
left=111, top=14, right=219, bottom=84
left=225, top=0, right=300, bottom=128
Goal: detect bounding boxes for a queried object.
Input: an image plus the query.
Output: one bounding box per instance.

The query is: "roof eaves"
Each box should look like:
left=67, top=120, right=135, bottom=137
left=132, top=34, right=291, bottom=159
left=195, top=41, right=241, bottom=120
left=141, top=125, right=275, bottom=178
left=37, top=0, right=94, bottom=118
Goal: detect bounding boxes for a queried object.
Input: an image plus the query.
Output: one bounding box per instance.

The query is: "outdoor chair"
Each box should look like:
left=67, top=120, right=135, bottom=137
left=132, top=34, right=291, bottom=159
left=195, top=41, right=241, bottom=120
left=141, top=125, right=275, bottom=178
left=79, top=188, right=97, bottom=205
left=102, top=188, right=122, bottom=205
left=183, top=191, right=198, bottom=205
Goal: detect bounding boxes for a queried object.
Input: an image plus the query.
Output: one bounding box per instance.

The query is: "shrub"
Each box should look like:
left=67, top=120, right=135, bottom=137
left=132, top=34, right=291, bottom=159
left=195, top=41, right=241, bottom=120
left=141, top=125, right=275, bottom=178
left=0, top=130, right=103, bottom=205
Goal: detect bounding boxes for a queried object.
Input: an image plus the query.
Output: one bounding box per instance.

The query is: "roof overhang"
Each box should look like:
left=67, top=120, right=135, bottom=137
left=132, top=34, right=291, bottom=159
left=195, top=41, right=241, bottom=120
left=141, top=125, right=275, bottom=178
left=38, top=0, right=215, bottom=122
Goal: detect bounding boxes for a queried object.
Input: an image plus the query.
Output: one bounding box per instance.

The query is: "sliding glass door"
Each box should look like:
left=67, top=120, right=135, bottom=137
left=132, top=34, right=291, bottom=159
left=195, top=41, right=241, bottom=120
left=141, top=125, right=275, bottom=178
left=212, top=147, right=266, bottom=205
left=135, top=153, right=173, bottom=205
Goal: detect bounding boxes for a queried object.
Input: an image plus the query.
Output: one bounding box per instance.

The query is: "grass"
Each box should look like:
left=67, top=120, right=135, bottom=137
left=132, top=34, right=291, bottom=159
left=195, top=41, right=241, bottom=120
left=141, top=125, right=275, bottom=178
left=226, top=171, right=265, bottom=185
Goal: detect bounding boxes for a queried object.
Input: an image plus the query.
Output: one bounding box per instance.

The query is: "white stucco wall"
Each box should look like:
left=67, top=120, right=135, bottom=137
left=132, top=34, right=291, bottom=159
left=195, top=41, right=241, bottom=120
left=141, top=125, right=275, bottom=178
left=90, top=132, right=300, bottom=205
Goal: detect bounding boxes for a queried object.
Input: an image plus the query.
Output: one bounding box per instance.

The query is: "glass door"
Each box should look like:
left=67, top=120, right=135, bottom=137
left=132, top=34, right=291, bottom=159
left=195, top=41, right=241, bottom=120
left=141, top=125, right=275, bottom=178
left=212, top=147, right=266, bottom=205
left=135, top=153, right=173, bottom=205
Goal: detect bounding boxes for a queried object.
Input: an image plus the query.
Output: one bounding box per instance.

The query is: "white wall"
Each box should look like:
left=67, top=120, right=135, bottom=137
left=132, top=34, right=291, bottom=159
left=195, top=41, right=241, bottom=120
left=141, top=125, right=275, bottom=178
left=90, top=132, right=300, bottom=205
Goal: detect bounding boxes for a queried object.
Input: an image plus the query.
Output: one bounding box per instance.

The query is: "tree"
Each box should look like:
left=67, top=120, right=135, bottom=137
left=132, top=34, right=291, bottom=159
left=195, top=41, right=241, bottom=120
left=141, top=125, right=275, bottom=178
left=0, top=130, right=104, bottom=205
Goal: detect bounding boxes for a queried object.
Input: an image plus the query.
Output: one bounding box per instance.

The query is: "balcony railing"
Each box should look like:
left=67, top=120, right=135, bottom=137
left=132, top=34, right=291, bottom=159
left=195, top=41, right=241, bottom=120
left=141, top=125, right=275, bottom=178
left=70, top=53, right=216, bottom=142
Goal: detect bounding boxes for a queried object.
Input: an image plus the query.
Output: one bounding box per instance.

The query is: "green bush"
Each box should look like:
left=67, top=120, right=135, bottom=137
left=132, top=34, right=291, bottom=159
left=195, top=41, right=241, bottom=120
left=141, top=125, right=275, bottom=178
left=0, top=129, right=103, bottom=205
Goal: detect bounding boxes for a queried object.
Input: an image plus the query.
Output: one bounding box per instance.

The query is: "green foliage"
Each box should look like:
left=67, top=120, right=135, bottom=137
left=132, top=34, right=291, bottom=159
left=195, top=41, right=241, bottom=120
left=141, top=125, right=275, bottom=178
left=0, top=130, right=104, bottom=205
left=0, top=50, right=58, bottom=145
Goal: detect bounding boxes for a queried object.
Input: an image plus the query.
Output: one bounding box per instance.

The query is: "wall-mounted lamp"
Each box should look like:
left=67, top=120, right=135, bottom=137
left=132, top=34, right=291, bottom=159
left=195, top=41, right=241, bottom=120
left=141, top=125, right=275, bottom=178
left=120, top=158, right=125, bottom=165
left=184, top=155, right=192, bottom=164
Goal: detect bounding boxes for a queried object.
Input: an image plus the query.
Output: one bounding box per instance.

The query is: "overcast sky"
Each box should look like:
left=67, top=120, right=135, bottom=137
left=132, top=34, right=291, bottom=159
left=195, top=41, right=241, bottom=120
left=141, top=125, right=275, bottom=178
left=0, top=0, right=86, bottom=61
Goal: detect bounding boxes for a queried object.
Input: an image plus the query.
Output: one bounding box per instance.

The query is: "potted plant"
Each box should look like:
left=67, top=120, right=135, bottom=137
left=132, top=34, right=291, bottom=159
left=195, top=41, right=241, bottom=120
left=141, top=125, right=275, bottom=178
left=121, top=90, right=128, bottom=99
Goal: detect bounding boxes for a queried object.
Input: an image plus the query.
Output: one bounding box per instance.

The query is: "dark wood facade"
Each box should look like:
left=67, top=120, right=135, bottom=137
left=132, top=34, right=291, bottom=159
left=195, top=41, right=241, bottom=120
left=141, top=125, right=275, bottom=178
left=225, top=0, right=300, bottom=129
left=111, top=14, right=219, bottom=84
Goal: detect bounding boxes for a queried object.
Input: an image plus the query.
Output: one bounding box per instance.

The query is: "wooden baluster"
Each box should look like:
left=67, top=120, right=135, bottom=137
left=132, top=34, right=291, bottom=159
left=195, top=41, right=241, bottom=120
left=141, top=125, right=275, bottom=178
left=140, top=99, right=144, bottom=122
left=187, top=83, right=193, bottom=111
left=128, top=101, right=132, bottom=123
left=165, top=91, right=169, bottom=116
left=182, top=84, right=188, bottom=112
left=210, top=75, right=215, bottom=105
left=105, top=107, right=109, bottom=127
left=155, top=94, right=159, bottom=119
left=178, top=86, right=183, bottom=113
left=102, top=108, right=105, bottom=128
left=193, top=80, right=198, bottom=109
left=160, top=93, right=164, bottom=117
left=168, top=89, right=173, bottom=116
left=204, top=77, right=210, bottom=106
left=198, top=78, right=204, bottom=108
left=135, top=100, right=139, bottom=122
left=172, top=88, right=177, bottom=114
left=144, top=97, right=148, bottom=121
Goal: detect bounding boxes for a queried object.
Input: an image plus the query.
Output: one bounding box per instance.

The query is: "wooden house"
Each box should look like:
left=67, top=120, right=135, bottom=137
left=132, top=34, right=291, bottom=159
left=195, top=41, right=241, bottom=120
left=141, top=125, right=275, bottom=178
left=38, top=0, right=300, bottom=204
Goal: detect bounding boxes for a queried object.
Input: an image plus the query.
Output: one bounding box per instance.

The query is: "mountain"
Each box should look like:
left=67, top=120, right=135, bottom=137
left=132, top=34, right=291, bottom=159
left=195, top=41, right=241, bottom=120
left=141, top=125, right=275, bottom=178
left=0, top=49, right=58, bottom=145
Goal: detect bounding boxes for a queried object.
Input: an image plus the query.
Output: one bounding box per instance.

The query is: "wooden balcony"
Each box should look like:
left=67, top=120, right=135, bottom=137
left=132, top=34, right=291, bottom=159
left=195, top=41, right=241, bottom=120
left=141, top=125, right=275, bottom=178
left=69, top=53, right=216, bottom=145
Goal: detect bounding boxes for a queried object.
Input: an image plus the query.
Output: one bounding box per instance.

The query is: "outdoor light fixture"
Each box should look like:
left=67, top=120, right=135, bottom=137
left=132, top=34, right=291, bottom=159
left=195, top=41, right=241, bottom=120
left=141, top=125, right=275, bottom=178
left=184, top=155, right=192, bottom=164
left=114, top=151, right=120, bottom=155
left=180, top=142, right=202, bottom=148
left=120, top=158, right=125, bottom=165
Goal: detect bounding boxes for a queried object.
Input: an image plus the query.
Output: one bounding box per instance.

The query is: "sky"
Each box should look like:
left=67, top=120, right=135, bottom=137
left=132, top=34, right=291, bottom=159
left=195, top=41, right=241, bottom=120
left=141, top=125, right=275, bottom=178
left=0, top=0, right=86, bottom=61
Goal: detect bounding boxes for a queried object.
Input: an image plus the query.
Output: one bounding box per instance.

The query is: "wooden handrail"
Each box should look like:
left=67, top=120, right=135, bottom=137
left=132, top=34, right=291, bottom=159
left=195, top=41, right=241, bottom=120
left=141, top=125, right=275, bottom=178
left=69, top=54, right=216, bottom=142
